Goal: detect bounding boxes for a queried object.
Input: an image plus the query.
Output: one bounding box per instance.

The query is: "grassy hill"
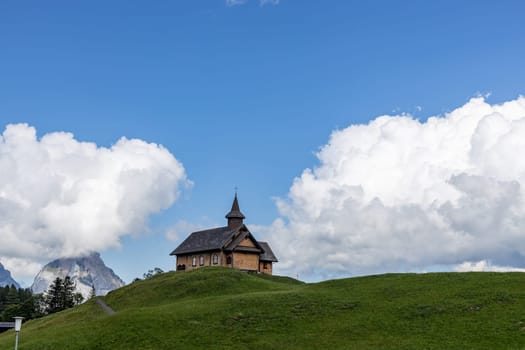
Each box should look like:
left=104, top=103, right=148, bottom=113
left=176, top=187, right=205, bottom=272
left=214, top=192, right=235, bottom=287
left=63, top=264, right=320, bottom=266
left=1, top=267, right=525, bottom=349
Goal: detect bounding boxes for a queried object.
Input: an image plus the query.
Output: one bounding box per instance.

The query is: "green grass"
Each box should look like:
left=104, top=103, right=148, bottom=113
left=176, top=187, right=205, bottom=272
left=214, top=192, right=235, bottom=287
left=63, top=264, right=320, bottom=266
left=2, top=268, right=525, bottom=349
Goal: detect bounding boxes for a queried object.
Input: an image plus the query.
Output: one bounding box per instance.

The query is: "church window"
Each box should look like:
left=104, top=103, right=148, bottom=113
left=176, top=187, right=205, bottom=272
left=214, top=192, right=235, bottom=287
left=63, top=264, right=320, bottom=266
left=226, top=256, right=232, bottom=265
left=192, top=256, right=197, bottom=267
left=212, top=254, right=218, bottom=265
left=199, top=255, right=204, bottom=266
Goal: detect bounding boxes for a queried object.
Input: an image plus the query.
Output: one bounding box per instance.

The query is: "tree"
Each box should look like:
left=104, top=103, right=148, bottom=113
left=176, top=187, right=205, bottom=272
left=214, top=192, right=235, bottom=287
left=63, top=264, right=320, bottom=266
left=143, top=267, right=164, bottom=279
left=44, top=277, right=64, bottom=314
left=44, top=276, right=83, bottom=315
left=0, top=286, right=43, bottom=322
left=6, top=285, right=19, bottom=305
left=73, top=293, right=84, bottom=305
left=89, top=284, right=96, bottom=299
left=62, top=276, right=76, bottom=309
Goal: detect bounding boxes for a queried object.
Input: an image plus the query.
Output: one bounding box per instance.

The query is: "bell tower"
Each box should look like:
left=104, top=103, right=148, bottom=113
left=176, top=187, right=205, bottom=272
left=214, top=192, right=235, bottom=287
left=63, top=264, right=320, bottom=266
left=225, top=193, right=245, bottom=229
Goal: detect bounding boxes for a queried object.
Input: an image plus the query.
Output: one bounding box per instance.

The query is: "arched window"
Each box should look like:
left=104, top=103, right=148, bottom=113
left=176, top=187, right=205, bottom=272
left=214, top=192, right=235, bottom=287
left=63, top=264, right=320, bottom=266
left=212, top=254, right=218, bottom=265
left=199, top=255, right=204, bottom=266
left=192, top=256, right=197, bottom=267
left=226, top=256, right=232, bottom=265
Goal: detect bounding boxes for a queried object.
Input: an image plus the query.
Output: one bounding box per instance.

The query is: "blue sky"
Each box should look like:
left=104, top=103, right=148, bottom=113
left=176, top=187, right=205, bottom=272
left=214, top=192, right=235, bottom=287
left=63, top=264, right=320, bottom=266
left=2, top=0, right=525, bottom=286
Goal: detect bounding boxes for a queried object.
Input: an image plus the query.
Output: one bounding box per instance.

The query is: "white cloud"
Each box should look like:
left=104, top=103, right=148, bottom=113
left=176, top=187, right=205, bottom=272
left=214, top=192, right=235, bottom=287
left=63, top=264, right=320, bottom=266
left=1, top=257, right=43, bottom=287
left=0, top=124, right=190, bottom=283
left=454, top=260, right=525, bottom=273
left=265, top=96, right=525, bottom=281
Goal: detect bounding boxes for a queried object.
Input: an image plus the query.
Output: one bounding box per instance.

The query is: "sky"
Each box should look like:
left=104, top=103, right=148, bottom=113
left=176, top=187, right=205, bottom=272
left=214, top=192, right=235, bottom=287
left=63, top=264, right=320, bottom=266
left=2, top=0, right=525, bottom=286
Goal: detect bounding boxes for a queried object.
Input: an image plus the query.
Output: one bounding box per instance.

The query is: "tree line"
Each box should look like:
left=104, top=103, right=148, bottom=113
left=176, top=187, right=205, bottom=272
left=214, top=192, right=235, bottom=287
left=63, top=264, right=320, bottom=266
left=0, top=276, right=87, bottom=328
left=0, top=285, right=39, bottom=323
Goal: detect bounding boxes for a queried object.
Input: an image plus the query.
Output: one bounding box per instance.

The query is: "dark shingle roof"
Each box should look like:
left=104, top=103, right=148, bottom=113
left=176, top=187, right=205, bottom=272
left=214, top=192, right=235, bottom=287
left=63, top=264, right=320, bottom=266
left=170, top=226, right=236, bottom=255
left=170, top=223, right=278, bottom=265
left=225, top=194, right=245, bottom=219
left=259, top=242, right=278, bottom=262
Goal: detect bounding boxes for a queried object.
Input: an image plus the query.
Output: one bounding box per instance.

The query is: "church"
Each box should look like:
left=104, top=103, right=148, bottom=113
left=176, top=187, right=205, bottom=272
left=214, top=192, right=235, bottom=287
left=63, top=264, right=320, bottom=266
left=170, top=195, right=278, bottom=274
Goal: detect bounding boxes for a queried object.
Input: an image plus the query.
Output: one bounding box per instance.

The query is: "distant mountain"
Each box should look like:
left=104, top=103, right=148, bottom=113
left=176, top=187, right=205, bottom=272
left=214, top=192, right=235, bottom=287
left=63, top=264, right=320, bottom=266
left=0, top=261, right=19, bottom=288
left=31, top=252, right=125, bottom=300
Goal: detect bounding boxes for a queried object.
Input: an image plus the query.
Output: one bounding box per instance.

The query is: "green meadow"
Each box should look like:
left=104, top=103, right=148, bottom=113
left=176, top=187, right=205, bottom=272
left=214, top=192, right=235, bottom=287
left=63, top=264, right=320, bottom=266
left=2, top=267, right=525, bottom=349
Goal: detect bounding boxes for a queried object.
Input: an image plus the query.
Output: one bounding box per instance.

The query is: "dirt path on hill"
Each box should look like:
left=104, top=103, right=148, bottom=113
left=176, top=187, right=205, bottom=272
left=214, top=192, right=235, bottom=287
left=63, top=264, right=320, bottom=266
left=96, top=297, right=116, bottom=315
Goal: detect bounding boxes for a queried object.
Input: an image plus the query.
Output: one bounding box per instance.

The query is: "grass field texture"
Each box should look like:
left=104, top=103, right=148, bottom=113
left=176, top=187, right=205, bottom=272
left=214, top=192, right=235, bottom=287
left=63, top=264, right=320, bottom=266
left=1, top=267, right=525, bottom=349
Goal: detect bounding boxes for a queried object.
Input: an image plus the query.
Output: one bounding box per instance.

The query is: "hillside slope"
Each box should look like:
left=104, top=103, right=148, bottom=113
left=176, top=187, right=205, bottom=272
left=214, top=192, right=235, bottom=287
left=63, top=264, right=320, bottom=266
left=1, top=268, right=525, bottom=349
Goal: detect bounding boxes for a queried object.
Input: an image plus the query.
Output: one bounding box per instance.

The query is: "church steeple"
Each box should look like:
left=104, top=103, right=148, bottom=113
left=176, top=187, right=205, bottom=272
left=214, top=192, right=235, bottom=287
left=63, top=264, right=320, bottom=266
left=225, top=193, right=245, bottom=229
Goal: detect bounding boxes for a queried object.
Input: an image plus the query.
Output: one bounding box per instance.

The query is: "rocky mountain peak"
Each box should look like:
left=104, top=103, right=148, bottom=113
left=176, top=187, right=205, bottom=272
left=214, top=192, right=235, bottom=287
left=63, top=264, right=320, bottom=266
left=0, top=261, right=20, bottom=288
left=31, top=252, right=125, bottom=300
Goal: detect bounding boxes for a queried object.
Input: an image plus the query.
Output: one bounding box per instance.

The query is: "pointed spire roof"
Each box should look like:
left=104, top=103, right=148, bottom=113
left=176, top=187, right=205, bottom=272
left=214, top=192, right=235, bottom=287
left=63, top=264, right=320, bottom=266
left=225, top=194, right=245, bottom=220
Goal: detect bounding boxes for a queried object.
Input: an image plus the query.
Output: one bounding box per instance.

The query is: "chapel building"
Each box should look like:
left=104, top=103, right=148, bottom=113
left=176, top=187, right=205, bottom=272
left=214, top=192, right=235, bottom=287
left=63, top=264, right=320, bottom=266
left=170, top=195, right=278, bottom=274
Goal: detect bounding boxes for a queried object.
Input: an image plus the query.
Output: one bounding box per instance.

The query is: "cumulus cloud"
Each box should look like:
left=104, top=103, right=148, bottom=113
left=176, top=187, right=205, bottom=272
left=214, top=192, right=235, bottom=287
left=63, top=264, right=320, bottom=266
left=263, top=96, right=525, bottom=281
left=454, top=260, right=525, bottom=273
left=0, top=124, right=190, bottom=282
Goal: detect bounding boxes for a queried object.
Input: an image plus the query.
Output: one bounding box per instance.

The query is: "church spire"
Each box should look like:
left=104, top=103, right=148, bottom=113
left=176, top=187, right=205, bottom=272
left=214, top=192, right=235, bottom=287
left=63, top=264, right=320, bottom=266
left=226, top=193, right=245, bottom=228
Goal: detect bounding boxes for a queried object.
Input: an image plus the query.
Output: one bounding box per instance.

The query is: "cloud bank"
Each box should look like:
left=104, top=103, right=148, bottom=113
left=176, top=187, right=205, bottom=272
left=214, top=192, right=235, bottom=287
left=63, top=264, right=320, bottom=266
left=0, top=124, right=189, bottom=281
left=454, top=260, right=525, bottom=273
left=264, top=96, right=525, bottom=280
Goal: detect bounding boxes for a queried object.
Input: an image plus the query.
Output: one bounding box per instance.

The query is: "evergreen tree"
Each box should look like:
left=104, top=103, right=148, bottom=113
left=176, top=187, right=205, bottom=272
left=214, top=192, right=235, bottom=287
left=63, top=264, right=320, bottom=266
left=143, top=267, right=164, bottom=279
left=62, top=276, right=76, bottom=309
left=44, top=277, right=64, bottom=314
left=18, top=287, right=32, bottom=302
left=89, top=284, right=96, bottom=299
left=73, top=292, right=84, bottom=305
left=0, top=286, right=8, bottom=310
left=43, top=276, right=84, bottom=315
left=31, top=293, right=46, bottom=318
left=0, top=286, right=42, bottom=322
left=6, top=285, right=19, bottom=305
